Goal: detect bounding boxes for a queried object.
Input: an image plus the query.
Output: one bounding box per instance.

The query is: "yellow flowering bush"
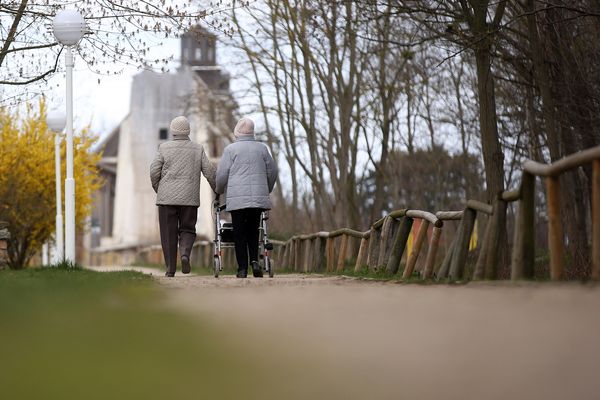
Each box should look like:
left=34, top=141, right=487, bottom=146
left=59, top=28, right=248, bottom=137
left=0, top=100, right=102, bottom=268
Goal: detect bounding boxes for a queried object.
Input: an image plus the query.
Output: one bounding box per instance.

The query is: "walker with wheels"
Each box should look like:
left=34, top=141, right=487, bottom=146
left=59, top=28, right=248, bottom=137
left=212, top=196, right=274, bottom=278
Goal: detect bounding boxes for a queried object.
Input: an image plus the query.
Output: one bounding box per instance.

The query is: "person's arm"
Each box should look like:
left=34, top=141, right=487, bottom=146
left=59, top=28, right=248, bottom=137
left=149, top=149, right=164, bottom=193
left=215, top=147, right=232, bottom=194
left=200, top=149, right=217, bottom=192
left=264, top=146, right=278, bottom=193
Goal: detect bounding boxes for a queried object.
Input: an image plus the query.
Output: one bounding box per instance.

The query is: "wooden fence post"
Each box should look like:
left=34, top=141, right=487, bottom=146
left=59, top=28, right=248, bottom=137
left=367, top=227, right=382, bottom=270
left=437, top=233, right=454, bottom=280
left=386, top=216, right=413, bottom=274
left=283, top=242, right=291, bottom=270
left=377, top=216, right=394, bottom=268
left=448, top=208, right=476, bottom=280
left=274, top=244, right=281, bottom=266
left=287, top=242, right=294, bottom=270
left=347, top=236, right=359, bottom=262
left=326, top=237, right=335, bottom=272
left=354, top=234, right=370, bottom=272
left=511, top=172, right=535, bottom=280
left=294, top=238, right=301, bottom=272
left=336, top=234, right=349, bottom=272
left=546, top=175, right=564, bottom=280
left=204, top=244, right=210, bottom=268
left=593, top=159, right=600, bottom=280
left=314, top=237, right=326, bottom=272
left=222, top=247, right=228, bottom=270
left=473, top=214, right=492, bottom=280
left=402, top=220, right=430, bottom=279
left=485, top=199, right=507, bottom=280
left=205, top=244, right=212, bottom=270
left=303, top=238, right=312, bottom=272
left=280, top=243, right=288, bottom=269
left=289, top=241, right=295, bottom=271
left=423, top=227, right=442, bottom=279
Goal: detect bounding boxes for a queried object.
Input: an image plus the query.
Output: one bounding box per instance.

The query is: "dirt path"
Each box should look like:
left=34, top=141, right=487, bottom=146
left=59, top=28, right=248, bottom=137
left=92, top=267, right=600, bottom=399
left=161, top=274, right=600, bottom=399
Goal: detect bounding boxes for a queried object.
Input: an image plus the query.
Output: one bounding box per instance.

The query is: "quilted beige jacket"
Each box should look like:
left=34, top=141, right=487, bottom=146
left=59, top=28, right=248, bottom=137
left=150, top=136, right=216, bottom=206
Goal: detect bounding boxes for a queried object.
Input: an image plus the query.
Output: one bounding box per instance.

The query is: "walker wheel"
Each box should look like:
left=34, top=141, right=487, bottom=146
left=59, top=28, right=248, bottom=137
left=213, top=257, right=220, bottom=278
left=266, top=257, right=274, bottom=278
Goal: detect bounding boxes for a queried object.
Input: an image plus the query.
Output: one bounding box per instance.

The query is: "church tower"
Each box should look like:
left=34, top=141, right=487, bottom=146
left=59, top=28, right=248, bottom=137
left=87, top=26, right=237, bottom=263
left=180, top=26, right=217, bottom=67
left=180, top=26, right=230, bottom=92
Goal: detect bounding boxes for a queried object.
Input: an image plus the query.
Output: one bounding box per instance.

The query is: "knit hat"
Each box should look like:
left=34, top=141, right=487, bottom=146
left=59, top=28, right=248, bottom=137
left=170, top=116, right=190, bottom=136
left=234, top=117, right=254, bottom=137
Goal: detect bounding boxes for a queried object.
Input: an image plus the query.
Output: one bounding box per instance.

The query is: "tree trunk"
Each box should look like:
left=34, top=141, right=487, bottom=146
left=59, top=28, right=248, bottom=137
left=473, top=44, right=508, bottom=272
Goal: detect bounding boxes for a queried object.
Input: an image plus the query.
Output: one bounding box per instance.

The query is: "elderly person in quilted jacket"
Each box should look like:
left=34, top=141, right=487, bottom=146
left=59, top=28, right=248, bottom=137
left=216, top=117, right=278, bottom=278
left=150, top=116, right=216, bottom=277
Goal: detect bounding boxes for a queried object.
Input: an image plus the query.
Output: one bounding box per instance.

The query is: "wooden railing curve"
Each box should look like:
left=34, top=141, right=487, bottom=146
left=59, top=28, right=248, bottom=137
left=511, top=146, right=600, bottom=280
left=272, top=208, right=450, bottom=279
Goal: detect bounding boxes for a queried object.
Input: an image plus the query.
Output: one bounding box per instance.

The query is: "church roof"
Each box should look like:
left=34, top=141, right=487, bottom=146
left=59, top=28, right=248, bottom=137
left=94, top=116, right=125, bottom=156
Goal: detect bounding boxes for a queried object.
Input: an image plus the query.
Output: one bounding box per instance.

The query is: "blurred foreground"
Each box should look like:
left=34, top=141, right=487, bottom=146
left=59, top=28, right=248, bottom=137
left=0, top=268, right=289, bottom=399
left=2, top=268, right=600, bottom=399
left=164, top=274, right=600, bottom=400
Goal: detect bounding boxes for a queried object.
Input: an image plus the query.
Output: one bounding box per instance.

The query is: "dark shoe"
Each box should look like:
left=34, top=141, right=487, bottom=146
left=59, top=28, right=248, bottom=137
left=236, top=269, right=248, bottom=278
left=251, top=261, right=263, bottom=278
left=181, top=256, right=191, bottom=274
left=165, top=271, right=175, bottom=277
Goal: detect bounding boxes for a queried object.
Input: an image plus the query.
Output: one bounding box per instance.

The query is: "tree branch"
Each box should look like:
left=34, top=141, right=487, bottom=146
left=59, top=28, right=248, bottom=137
left=0, top=47, right=62, bottom=85
left=3, top=42, right=58, bottom=54
left=0, top=0, right=29, bottom=68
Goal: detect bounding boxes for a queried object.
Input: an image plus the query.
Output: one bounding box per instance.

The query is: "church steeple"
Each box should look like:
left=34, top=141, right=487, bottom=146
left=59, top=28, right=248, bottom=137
left=180, top=26, right=216, bottom=67
left=178, top=25, right=230, bottom=92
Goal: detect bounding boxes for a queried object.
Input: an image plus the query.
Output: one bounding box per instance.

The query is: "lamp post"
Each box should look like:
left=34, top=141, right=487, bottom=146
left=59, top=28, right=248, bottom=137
left=52, top=10, right=86, bottom=264
left=47, top=111, right=66, bottom=263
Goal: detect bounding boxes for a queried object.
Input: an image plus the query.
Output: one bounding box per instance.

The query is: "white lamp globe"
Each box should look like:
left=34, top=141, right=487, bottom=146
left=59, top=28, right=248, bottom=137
left=52, top=10, right=86, bottom=46
left=47, top=110, right=66, bottom=132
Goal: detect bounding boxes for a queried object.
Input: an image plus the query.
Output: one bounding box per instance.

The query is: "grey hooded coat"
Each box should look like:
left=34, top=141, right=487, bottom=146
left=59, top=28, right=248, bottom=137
left=150, top=136, right=216, bottom=206
left=215, top=135, right=278, bottom=211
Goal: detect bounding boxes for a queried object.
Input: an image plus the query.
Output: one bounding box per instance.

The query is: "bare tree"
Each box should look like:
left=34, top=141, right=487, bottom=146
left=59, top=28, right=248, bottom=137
left=232, top=0, right=375, bottom=230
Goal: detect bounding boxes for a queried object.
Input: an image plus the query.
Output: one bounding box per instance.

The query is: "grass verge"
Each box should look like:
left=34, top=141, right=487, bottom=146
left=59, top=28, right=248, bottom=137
left=0, top=267, right=274, bottom=400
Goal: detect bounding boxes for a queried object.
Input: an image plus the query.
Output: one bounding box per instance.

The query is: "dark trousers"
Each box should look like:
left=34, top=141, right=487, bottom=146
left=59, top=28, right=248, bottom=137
left=230, top=208, right=262, bottom=272
left=158, top=205, right=198, bottom=274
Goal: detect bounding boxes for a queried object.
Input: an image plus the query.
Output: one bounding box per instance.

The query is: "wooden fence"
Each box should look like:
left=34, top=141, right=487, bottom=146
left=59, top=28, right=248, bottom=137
left=261, top=147, right=600, bottom=281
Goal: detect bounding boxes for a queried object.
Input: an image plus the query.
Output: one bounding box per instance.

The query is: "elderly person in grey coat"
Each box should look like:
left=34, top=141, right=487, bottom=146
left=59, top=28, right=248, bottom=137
left=216, top=117, right=278, bottom=278
left=150, top=116, right=216, bottom=277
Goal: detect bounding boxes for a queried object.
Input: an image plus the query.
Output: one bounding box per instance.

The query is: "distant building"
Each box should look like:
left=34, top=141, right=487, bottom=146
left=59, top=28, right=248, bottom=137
left=86, top=26, right=236, bottom=263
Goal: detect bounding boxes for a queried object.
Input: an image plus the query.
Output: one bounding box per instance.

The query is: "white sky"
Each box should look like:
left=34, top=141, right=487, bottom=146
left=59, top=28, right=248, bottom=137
left=41, top=36, right=183, bottom=138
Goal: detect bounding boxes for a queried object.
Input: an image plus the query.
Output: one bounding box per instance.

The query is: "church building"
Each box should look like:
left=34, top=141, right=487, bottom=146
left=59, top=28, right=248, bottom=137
left=86, top=27, right=236, bottom=262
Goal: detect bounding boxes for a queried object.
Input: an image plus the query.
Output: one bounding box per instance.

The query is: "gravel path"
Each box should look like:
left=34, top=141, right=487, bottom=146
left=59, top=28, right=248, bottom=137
left=91, top=266, right=600, bottom=399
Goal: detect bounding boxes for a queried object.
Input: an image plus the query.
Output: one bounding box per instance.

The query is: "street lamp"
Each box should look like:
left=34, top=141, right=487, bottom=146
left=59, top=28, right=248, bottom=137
left=52, top=9, right=86, bottom=264
left=47, top=111, right=66, bottom=263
